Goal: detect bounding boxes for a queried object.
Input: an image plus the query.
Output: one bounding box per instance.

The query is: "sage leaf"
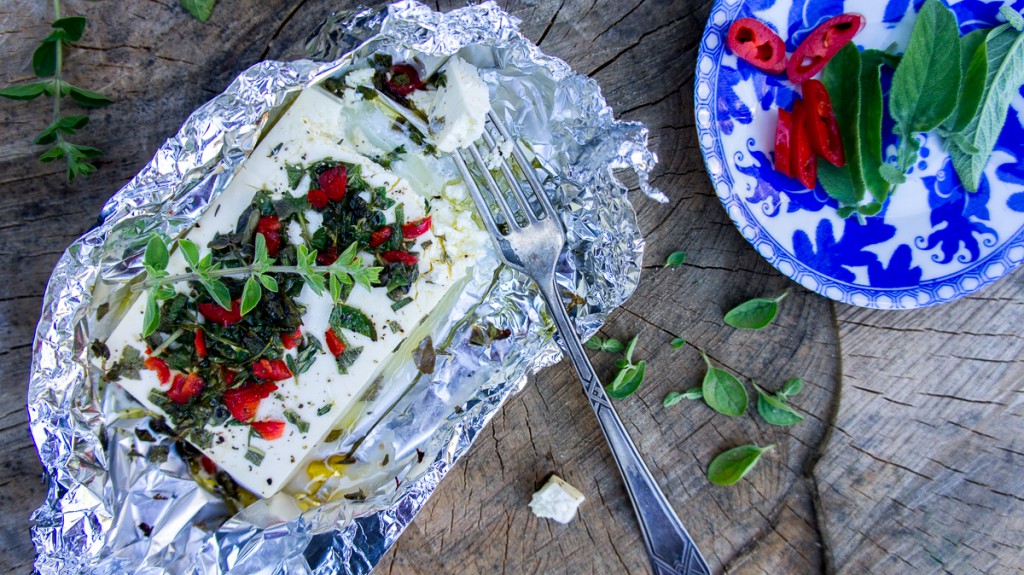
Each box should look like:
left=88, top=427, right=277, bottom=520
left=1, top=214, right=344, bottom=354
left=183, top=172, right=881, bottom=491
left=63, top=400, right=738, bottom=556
left=752, top=381, right=804, bottom=427
left=858, top=49, right=891, bottom=202
left=942, top=29, right=989, bottom=134
left=780, top=377, right=804, bottom=397
left=887, top=0, right=962, bottom=182
left=723, top=291, right=787, bottom=330
left=707, top=444, right=774, bottom=486
left=606, top=360, right=646, bottom=399
left=820, top=43, right=865, bottom=206
left=665, top=251, right=686, bottom=267
left=144, top=236, right=169, bottom=270
left=180, top=0, right=217, bottom=22
left=0, top=82, right=47, bottom=101
left=1001, top=4, right=1024, bottom=31
left=330, top=303, right=378, bottom=341
left=670, top=337, right=686, bottom=349
left=949, top=23, right=1024, bottom=192
left=700, top=352, right=748, bottom=417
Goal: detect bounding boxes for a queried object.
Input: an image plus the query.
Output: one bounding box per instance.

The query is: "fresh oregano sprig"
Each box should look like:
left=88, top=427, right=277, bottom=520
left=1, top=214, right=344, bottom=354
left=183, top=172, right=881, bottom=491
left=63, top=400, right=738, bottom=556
left=138, top=235, right=382, bottom=336
left=180, top=0, right=218, bottom=22
left=0, top=0, right=113, bottom=182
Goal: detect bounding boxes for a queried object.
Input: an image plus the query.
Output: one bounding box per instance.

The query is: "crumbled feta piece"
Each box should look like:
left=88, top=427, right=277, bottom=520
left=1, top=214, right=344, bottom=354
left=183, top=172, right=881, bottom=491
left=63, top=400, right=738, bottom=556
left=345, top=67, right=375, bottom=88
left=484, top=134, right=512, bottom=170
left=422, top=56, right=490, bottom=152
left=529, top=475, right=585, bottom=524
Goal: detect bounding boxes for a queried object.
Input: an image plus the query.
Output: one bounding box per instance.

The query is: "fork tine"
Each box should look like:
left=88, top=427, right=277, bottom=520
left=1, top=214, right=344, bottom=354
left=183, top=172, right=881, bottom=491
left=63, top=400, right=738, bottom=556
left=486, top=110, right=557, bottom=219
left=451, top=151, right=506, bottom=240
left=481, top=129, right=539, bottom=223
left=464, top=144, right=522, bottom=228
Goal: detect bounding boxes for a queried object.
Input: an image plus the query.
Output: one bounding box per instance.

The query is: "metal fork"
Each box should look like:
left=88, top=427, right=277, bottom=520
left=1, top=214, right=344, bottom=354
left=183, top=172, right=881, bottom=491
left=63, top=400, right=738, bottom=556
left=375, top=92, right=711, bottom=575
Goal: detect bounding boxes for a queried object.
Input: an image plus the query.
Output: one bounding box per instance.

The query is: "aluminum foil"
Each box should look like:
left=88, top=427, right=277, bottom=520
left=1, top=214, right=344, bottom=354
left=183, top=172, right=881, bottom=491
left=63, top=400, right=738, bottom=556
left=28, top=2, right=662, bottom=573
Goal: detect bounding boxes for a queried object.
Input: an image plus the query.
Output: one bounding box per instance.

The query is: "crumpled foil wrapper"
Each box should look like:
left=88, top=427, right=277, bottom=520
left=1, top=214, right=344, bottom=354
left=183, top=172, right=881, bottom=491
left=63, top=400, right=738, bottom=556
left=27, top=2, right=662, bottom=573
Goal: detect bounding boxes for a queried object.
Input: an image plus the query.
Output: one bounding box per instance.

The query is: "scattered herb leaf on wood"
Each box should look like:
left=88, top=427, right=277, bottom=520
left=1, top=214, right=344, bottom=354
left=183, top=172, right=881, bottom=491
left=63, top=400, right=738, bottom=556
left=585, top=336, right=625, bottom=353
left=752, top=381, right=804, bottom=427
left=707, top=444, right=774, bottom=486
left=0, top=1, right=112, bottom=182
left=180, top=0, right=217, bottom=22
left=723, top=291, right=787, bottom=330
left=665, top=251, right=686, bottom=267
left=663, top=386, right=703, bottom=408
left=699, top=351, right=748, bottom=416
left=670, top=337, right=686, bottom=349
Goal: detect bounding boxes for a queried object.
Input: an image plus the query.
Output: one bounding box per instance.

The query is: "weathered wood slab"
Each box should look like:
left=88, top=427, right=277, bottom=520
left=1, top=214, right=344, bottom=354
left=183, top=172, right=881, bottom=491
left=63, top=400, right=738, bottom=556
left=0, top=1, right=1021, bottom=574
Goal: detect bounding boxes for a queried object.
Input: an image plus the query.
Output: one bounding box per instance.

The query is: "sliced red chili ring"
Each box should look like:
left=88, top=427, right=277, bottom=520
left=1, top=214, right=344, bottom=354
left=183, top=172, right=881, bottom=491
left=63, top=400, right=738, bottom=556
left=318, top=166, right=347, bottom=201
left=325, top=328, right=346, bottom=357
left=255, top=215, right=282, bottom=257
left=802, top=80, right=845, bottom=167
left=386, top=64, right=424, bottom=96
left=775, top=108, right=793, bottom=178
left=401, top=216, right=432, bottom=239
left=252, top=358, right=292, bottom=381
left=194, top=328, right=207, bottom=359
left=369, top=226, right=393, bottom=248
left=381, top=250, right=417, bottom=265
left=250, top=420, right=286, bottom=440
left=143, top=357, right=171, bottom=385
left=726, top=18, right=787, bottom=75
left=787, top=13, right=865, bottom=83
left=790, top=99, right=817, bottom=190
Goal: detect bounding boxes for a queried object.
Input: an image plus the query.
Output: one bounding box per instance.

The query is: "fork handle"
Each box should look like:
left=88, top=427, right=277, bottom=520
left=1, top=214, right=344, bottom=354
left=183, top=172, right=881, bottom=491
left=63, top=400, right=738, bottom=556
left=537, top=278, right=712, bottom=575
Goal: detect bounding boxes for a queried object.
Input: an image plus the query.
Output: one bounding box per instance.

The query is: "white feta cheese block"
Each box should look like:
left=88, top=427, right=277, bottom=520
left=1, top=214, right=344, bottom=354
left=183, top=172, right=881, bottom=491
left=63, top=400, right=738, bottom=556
left=104, top=84, right=488, bottom=498
left=529, top=475, right=586, bottom=524
left=416, top=56, right=490, bottom=153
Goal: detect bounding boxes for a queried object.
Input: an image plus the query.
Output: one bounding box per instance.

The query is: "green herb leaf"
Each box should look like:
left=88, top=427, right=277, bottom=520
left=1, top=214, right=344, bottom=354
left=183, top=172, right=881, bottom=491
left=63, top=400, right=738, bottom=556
left=33, top=115, right=89, bottom=145
left=700, top=352, right=748, bottom=417
left=179, top=0, right=217, bottom=22
left=707, top=444, right=774, bottom=486
left=1001, top=4, right=1024, bottom=31
left=0, top=82, right=47, bottom=101
left=858, top=49, right=891, bottom=203
left=949, top=23, right=1024, bottom=192
left=240, top=276, right=262, bottom=316
left=144, top=236, right=170, bottom=270
left=259, top=274, right=279, bottom=292
left=203, top=278, right=233, bottom=310
left=887, top=0, right=962, bottom=183
left=819, top=43, right=866, bottom=208
left=586, top=337, right=625, bottom=353
left=286, top=164, right=304, bottom=190
left=780, top=377, right=804, bottom=397
left=330, top=303, right=378, bottom=341
left=723, top=292, right=786, bottom=330
left=752, top=381, right=804, bottom=427
left=143, top=293, right=160, bottom=338
left=283, top=409, right=310, bottom=434
left=624, top=335, right=639, bottom=364
left=665, top=251, right=686, bottom=267
left=606, top=360, right=646, bottom=399
left=51, top=16, right=88, bottom=42
left=178, top=239, right=200, bottom=269
left=67, top=85, right=113, bottom=108
left=670, top=337, right=686, bottom=349
left=32, top=40, right=58, bottom=77
left=663, top=386, right=703, bottom=407
left=942, top=29, right=990, bottom=134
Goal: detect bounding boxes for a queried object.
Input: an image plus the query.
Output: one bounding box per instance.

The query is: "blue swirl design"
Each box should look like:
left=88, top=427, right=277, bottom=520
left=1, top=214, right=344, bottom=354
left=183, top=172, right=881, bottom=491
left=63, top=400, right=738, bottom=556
left=695, top=0, right=1024, bottom=308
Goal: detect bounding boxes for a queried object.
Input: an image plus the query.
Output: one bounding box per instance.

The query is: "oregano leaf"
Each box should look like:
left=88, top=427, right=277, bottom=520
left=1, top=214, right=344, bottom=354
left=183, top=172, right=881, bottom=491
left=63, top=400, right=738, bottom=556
left=142, top=293, right=160, bottom=338
left=51, top=16, right=87, bottom=42
left=144, top=236, right=169, bottom=270
left=0, top=82, right=47, bottom=101
left=700, top=352, right=748, bottom=416
left=780, top=377, right=804, bottom=397
left=670, top=337, right=686, bottom=349
left=606, top=360, right=646, bottom=399
left=752, top=381, right=804, bottom=427
left=240, top=276, right=262, bottom=316
left=32, top=40, right=58, bottom=77
left=178, top=239, right=200, bottom=269
left=68, top=85, right=113, bottom=108
left=723, top=291, right=787, bottom=330
left=707, top=444, right=774, bottom=486
left=179, top=0, right=217, bottom=22
left=259, top=274, right=278, bottom=292
left=665, top=251, right=686, bottom=267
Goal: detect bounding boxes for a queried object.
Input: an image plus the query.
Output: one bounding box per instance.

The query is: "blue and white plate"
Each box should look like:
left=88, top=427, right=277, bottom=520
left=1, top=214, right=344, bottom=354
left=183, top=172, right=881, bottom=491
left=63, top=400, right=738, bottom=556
left=695, top=0, right=1024, bottom=309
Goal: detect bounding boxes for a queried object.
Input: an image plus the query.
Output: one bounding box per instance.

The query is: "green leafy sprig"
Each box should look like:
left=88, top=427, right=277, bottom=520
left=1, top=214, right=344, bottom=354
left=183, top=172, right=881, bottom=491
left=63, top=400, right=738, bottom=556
left=180, top=0, right=218, bottom=22
left=138, top=235, right=382, bottom=336
left=0, top=1, right=113, bottom=181
left=586, top=334, right=647, bottom=399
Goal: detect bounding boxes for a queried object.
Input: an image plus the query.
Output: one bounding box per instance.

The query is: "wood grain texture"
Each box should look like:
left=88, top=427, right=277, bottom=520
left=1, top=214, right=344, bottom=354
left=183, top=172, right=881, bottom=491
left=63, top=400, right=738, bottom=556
left=0, top=1, right=1020, bottom=574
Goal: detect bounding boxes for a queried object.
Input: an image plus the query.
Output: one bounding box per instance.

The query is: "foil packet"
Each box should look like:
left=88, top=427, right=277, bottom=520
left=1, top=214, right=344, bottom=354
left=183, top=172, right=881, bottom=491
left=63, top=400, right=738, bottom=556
left=28, top=2, right=662, bottom=573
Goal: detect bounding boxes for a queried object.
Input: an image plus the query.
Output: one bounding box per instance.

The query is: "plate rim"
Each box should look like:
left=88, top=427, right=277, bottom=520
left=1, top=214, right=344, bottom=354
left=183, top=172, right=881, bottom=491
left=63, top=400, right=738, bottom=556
left=694, top=0, right=1024, bottom=310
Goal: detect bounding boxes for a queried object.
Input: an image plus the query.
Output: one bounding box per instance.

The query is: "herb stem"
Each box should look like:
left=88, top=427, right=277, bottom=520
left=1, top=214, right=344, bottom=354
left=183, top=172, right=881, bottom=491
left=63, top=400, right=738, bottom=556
left=52, top=0, right=63, bottom=130
left=150, top=327, right=186, bottom=357
left=132, top=264, right=354, bottom=292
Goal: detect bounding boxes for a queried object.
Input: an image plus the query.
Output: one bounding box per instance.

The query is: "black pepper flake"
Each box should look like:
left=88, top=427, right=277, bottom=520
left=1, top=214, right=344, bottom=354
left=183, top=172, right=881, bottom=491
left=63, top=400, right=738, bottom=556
left=138, top=523, right=153, bottom=537
left=267, top=478, right=273, bottom=485
left=416, top=449, right=425, bottom=463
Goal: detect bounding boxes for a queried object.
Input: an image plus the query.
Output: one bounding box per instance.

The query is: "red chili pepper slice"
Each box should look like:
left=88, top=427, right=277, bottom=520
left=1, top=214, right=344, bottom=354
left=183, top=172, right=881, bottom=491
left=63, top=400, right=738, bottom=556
left=318, top=166, right=347, bottom=201
left=308, top=188, right=329, bottom=210
left=802, top=80, right=845, bottom=167
left=787, top=13, right=865, bottom=83
left=252, top=358, right=292, bottom=381
left=401, top=216, right=432, bottom=239
left=222, top=381, right=278, bottom=423
left=790, top=99, right=817, bottom=190
left=222, top=367, right=236, bottom=386
left=325, top=328, right=346, bottom=357
left=143, top=357, right=171, bottom=385
left=255, top=215, right=282, bottom=257
left=167, top=373, right=205, bottom=405
left=368, top=226, right=393, bottom=248
left=200, top=455, right=218, bottom=474
left=726, top=18, right=787, bottom=75
left=382, top=250, right=418, bottom=265
left=250, top=420, right=286, bottom=440
left=386, top=64, right=424, bottom=96
left=774, top=108, right=793, bottom=177
left=281, top=326, right=302, bottom=349
left=198, top=300, right=243, bottom=327
left=315, top=245, right=338, bottom=265
left=194, top=328, right=207, bottom=359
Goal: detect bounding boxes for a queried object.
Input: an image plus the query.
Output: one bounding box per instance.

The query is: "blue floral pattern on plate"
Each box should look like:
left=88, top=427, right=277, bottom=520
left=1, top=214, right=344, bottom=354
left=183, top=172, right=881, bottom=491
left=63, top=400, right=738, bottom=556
left=695, top=0, right=1024, bottom=309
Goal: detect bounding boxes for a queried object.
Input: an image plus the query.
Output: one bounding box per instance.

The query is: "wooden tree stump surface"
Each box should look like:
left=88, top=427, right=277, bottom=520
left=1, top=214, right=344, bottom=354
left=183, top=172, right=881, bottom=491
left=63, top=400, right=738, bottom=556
left=0, top=1, right=1021, bottom=573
